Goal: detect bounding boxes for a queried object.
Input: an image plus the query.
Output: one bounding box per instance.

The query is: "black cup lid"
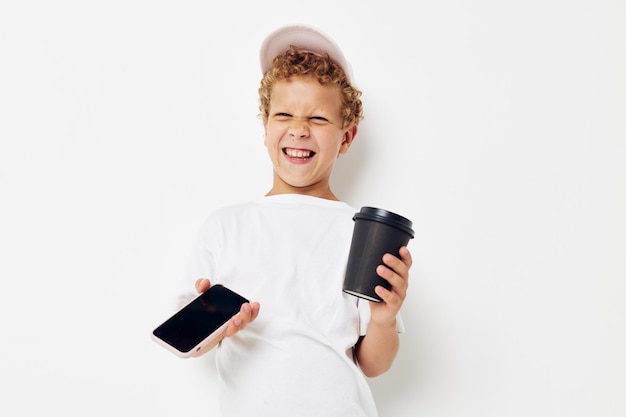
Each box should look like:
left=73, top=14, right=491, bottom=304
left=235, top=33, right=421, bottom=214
left=353, top=207, right=415, bottom=238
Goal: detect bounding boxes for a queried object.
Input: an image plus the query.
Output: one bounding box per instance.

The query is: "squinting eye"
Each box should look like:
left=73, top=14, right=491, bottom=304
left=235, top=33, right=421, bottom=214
left=273, top=113, right=291, bottom=121
left=310, top=116, right=329, bottom=124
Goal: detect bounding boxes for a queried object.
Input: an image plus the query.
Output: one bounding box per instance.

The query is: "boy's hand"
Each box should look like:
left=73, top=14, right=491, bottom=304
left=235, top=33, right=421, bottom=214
left=369, top=246, right=412, bottom=325
left=191, top=278, right=261, bottom=356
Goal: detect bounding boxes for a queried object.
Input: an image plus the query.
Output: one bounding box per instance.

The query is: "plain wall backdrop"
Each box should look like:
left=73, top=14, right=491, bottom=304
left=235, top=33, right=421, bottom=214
left=1, top=1, right=624, bottom=416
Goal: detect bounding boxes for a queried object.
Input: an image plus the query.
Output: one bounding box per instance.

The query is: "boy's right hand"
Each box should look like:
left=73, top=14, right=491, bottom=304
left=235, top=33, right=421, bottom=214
left=194, top=278, right=261, bottom=338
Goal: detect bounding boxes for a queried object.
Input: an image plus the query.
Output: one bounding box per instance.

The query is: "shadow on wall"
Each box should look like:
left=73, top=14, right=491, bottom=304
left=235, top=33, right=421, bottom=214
left=331, top=127, right=371, bottom=205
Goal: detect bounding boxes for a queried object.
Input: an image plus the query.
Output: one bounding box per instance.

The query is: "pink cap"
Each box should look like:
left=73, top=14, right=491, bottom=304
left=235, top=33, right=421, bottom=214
left=259, top=24, right=355, bottom=85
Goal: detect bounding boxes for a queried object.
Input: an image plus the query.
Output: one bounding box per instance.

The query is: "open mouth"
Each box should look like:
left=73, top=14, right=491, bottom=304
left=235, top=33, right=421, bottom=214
left=283, top=148, right=316, bottom=160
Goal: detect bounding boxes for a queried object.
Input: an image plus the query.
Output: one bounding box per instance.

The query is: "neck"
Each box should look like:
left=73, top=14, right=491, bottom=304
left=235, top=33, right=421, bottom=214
left=265, top=186, right=339, bottom=201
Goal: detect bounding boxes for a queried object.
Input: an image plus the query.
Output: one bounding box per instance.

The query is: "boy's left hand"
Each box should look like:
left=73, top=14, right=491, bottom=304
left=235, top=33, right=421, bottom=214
left=370, top=246, right=412, bottom=325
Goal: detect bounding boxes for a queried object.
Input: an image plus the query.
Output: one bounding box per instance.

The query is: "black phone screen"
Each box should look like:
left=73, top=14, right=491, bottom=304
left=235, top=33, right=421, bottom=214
left=152, top=285, right=248, bottom=353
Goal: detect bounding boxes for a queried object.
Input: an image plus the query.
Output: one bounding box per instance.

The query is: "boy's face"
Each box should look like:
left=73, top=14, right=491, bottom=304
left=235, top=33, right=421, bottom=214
left=263, top=76, right=357, bottom=198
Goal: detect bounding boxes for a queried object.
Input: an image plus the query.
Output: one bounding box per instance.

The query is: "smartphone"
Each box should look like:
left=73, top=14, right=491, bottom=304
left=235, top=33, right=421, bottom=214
left=151, top=284, right=249, bottom=358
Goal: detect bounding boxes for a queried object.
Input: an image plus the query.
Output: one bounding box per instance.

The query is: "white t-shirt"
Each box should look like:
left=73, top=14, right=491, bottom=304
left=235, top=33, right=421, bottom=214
left=179, top=194, right=404, bottom=417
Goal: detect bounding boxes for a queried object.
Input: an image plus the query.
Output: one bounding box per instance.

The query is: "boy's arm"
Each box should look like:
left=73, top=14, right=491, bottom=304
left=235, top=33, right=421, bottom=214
left=354, top=247, right=412, bottom=377
left=354, top=320, right=399, bottom=377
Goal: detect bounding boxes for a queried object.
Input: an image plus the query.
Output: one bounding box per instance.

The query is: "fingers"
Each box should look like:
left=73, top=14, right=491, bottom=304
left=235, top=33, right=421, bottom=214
left=195, top=278, right=211, bottom=294
left=375, top=246, right=412, bottom=303
left=224, top=302, right=261, bottom=337
left=193, top=279, right=260, bottom=339
left=382, top=246, right=412, bottom=277
left=378, top=246, right=411, bottom=282
left=399, top=245, right=413, bottom=269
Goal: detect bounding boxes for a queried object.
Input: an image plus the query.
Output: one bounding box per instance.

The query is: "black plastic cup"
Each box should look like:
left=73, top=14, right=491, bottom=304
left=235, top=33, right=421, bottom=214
left=343, top=207, right=414, bottom=302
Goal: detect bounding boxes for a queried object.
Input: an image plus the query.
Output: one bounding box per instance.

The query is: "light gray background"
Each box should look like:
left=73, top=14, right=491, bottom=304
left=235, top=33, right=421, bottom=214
left=1, top=1, right=624, bottom=416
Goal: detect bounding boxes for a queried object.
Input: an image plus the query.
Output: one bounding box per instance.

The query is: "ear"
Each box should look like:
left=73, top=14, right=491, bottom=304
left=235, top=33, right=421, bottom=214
left=338, top=125, right=358, bottom=155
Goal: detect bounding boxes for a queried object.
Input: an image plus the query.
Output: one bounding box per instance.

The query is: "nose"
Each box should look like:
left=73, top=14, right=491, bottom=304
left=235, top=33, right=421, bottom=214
left=288, top=117, right=309, bottom=138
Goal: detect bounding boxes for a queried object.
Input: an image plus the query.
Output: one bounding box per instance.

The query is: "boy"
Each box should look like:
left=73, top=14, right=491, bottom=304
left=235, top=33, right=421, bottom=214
left=179, top=24, right=413, bottom=416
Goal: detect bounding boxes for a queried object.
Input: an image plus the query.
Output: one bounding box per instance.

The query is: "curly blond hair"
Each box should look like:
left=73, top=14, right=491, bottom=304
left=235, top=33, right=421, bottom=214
left=258, top=46, right=363, bottom=128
